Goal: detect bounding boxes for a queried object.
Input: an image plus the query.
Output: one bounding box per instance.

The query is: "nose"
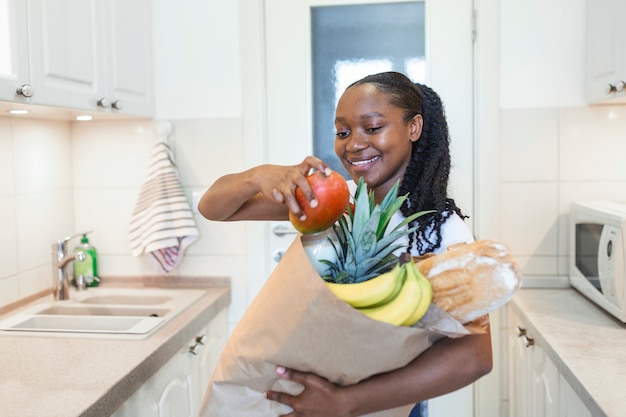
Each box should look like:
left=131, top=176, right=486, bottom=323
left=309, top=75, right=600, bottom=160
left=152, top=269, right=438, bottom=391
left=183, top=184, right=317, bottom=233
left=345, top=132, right=368, bottom=152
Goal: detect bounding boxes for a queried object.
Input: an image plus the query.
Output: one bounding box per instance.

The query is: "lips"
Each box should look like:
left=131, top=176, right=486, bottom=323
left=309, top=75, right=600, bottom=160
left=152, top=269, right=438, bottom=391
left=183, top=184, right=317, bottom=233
left=349, top=156, right=380, bottom=167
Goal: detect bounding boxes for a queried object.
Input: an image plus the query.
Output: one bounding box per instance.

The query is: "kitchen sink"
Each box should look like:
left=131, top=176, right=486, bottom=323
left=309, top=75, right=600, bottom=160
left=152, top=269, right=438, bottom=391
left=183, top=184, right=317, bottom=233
left=36, top=305, right=171, bottom=317
left=4, top=315, right=163, bottom=334
left=0, top=287, right=205, bottom=336
left=77, top=295, right=173, bottom=305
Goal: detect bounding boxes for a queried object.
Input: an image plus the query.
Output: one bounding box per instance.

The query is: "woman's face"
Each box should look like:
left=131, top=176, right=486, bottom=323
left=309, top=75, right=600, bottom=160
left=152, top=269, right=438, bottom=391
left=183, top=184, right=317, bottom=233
left=334, top=83, right=423, bottom=202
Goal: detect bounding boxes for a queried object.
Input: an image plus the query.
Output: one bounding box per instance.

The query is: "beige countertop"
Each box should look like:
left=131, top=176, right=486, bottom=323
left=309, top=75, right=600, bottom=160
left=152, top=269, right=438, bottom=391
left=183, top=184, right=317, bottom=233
left=511, top=288, right=626, bottom=417
left=0, top=276, right=230, bottom=417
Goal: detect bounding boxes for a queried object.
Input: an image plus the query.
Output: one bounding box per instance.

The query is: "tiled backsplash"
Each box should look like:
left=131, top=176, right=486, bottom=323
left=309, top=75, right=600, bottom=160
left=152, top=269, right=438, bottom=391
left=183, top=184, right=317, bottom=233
left=500, top=106, right=626, bottom=286
left=0, top=116, right=251, bottom=326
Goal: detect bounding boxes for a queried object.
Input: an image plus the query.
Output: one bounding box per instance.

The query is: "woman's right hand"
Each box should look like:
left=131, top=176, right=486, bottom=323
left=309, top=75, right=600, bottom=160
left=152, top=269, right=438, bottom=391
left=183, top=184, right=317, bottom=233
left=198, top=156, right=330, bottom=222
left=256, top=156, right=331, bottom=222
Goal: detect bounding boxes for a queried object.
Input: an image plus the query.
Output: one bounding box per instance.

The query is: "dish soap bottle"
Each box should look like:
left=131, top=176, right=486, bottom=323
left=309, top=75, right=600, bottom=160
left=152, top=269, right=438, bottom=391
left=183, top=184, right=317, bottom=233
left=73, top=233, right=100, bottom=288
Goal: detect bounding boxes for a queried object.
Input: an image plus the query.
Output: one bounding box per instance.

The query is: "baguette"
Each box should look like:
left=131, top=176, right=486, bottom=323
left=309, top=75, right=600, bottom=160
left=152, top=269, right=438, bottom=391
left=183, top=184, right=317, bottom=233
left=416, top=240, right=522, bottom=324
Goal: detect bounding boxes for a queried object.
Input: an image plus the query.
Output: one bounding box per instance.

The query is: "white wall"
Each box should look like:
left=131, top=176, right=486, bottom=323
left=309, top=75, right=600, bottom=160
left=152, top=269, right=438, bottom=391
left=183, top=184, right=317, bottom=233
left=0, top=118, right=74, bottom=306
left=152, top=0, right=241, bottom=118
left=497, top=0, right=626, bottom=286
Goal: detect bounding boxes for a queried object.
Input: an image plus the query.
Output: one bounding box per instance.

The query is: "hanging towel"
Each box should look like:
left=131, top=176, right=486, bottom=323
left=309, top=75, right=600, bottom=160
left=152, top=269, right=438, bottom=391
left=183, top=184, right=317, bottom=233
left=129, top=121, right=199, bottom=273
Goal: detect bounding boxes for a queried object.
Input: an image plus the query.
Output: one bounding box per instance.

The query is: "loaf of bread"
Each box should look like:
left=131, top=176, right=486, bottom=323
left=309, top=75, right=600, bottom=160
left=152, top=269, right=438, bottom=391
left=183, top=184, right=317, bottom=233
left=416, top=240, right=522, bottom=324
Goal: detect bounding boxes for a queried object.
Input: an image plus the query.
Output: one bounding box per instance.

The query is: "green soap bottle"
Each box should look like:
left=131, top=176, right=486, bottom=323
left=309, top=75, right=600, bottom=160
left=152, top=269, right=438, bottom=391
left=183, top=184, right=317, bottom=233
left=74, top=234, right=100, bottom=288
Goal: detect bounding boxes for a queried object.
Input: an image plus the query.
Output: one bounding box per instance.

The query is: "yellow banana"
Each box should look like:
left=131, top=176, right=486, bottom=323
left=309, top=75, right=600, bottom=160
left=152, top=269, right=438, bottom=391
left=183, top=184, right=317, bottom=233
left=401, top=260, right=432, bottom=326
left=325, top=263, right=404, bottom=308
left=365, top=268, right=405, bottom=308
left=357, top=263, right=423, bottom=326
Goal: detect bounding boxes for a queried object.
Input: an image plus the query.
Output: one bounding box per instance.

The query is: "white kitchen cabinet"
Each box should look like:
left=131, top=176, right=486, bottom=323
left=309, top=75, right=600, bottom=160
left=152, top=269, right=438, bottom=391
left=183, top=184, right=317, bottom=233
left=1, top=0, right=153, bottom=116
left=111, top=308, right=228, bottom=417
left=0, top=0, right=30, bottom=103
left=559, top=375, right=592, bottom=417
left=585, top=0, right=626, bottom=104
left=508, top=307, right=589, bottom=417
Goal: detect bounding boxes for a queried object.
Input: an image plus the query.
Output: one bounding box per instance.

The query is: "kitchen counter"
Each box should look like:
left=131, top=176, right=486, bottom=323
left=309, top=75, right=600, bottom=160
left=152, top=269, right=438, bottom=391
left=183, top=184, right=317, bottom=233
left=511, top=288, right=626, bottom=417
left=0, top=276, right=230, bottom=417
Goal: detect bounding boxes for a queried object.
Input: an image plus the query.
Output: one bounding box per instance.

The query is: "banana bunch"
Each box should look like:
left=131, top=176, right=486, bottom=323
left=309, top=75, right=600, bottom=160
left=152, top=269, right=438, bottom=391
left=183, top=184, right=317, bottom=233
left=325, top=258, right=432, bottom=326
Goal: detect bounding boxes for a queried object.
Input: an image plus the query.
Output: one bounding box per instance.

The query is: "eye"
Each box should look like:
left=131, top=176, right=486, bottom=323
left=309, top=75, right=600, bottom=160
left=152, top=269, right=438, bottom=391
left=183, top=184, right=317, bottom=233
left=366, top=126, right=382, bottom=133
left=336, top=130, right=350, bottom=139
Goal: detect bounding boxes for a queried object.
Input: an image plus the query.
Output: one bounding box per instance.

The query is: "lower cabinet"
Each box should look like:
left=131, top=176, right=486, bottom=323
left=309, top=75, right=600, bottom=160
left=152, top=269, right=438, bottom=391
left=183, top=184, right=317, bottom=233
left=508, top=307, right=591, bottom=417
left=111, top=308, right=228, bottom=417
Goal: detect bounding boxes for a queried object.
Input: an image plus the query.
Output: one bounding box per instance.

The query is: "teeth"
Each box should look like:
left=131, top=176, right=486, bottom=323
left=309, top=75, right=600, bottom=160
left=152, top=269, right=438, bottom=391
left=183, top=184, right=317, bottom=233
left=351, top=157, right=378, bottom=166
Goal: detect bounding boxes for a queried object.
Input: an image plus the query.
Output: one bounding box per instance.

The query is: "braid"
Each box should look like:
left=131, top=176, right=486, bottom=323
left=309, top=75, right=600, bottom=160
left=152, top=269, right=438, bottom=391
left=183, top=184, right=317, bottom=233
left=399, top=82, right=466, bottom=255
left=350, top=72, right=467, bottom=255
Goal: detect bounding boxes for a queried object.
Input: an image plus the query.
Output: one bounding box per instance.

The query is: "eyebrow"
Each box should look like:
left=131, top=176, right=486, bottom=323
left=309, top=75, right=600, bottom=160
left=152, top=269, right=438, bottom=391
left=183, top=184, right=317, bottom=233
left=335, top=112, right=385, bottom=123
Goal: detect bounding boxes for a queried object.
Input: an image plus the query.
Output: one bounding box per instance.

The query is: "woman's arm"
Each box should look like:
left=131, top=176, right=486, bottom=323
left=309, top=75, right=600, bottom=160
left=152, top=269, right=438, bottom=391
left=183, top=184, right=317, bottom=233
left=198, top=156, right=330, bottom=222
left=265, top=319, right=493, bottom=417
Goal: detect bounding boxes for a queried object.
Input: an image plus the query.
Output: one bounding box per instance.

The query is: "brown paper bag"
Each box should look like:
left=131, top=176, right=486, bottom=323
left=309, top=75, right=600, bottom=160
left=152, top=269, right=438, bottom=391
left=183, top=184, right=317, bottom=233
left=199, top=236, right=482, bottom=417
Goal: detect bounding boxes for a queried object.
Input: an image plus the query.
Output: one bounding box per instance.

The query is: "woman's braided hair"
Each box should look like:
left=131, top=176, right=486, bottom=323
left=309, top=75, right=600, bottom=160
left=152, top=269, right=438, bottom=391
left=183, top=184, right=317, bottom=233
left=350, top=72, right=467, bottom=255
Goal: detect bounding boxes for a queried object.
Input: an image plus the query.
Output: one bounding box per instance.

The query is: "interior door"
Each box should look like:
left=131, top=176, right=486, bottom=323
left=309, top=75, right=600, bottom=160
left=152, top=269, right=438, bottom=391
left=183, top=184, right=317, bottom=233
left=264, top=1, right=475, bottom=414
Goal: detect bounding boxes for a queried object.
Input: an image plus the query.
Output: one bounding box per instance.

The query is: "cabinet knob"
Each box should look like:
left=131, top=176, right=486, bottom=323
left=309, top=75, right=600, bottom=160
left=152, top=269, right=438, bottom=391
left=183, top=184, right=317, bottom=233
left=521, top=334, right=535, bottom=348
left=188, top=343, right=201, bottom=355
left=16, top=84, right=33, bottom=98
left=188, top=334, right=208, bottom=355
left=616, top=81, right=626, bottom=92
left=97, top=98, right=111, bottom=108
left=516, top=326, right=534, bottom=347
left=112, top=100, right=123, bottom=110
left=606, top=83, right=618, bottom=95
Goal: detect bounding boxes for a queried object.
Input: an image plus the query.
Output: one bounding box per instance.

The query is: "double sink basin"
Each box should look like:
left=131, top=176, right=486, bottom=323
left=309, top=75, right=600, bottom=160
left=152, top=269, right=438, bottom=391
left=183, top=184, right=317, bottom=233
left=0, top=287, right=206, bottom=337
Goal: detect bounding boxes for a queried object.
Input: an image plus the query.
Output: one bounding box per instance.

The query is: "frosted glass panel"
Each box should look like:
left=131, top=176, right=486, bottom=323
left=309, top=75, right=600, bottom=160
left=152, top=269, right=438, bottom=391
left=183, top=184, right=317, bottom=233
left=0, top=0, right=11, bottom=76
left=311, top=2, right=425, bottom=177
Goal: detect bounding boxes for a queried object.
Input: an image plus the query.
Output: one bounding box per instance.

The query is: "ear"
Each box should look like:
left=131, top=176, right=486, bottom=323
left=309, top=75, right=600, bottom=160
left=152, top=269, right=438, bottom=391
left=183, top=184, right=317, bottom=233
left=409, top=114, right=423, bottom=143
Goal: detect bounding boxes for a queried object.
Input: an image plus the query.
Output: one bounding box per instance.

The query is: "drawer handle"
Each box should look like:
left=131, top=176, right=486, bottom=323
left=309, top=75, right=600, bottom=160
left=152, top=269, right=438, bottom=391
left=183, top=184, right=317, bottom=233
left=516, top=326, right=534, bottom=347
left=188, top=334, right=208, bottom=355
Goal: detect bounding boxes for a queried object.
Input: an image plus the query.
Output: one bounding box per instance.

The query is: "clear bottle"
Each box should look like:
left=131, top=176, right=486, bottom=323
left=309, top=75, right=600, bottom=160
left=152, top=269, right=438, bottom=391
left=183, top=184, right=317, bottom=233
left=73, top=234, right=100, bottom=288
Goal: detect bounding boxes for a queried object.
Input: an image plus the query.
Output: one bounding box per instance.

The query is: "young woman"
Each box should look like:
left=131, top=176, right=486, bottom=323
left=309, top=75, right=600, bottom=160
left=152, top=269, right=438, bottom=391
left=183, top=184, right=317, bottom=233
left=198, top=71, right=492, bottom=417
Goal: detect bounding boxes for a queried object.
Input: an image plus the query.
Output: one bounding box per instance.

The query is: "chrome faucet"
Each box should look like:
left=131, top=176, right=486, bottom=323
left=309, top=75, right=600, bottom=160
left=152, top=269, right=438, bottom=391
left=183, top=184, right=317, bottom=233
left=52, top=232, right=90, bottom=300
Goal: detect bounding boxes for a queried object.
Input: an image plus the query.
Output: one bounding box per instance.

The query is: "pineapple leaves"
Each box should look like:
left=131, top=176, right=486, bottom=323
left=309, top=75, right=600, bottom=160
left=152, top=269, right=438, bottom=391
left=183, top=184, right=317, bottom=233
left=323, top=177, right=436, bottom=283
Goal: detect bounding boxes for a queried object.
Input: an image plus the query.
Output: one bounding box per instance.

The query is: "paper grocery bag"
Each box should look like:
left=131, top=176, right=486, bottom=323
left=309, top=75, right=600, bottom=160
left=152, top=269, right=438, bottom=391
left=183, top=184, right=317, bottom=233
left=199, top=236, right=475, bottom=417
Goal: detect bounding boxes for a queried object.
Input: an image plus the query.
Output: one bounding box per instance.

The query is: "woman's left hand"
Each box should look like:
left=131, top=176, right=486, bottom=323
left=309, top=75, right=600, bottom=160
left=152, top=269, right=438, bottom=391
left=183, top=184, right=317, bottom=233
left=264, top=365, right=353, bottom=417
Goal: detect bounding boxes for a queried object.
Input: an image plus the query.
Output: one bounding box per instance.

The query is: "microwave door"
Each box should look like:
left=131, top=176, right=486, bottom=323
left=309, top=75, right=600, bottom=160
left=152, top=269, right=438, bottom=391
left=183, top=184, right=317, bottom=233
left=598, top=225, right=624, bottom=309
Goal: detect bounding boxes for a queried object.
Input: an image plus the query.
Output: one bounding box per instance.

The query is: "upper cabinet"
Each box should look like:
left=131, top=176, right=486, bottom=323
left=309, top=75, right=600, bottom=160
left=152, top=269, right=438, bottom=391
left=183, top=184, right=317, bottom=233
left=0, top=0, right=154, bottom=117
left=0, top=0, right=29, bottom=104
left=586, top=0, right=626, bottom=104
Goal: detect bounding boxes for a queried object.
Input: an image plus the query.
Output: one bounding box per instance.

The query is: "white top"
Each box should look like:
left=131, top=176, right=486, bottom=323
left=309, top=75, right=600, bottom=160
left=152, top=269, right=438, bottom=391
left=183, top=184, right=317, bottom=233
left=347, top=180, right=474, bottom=255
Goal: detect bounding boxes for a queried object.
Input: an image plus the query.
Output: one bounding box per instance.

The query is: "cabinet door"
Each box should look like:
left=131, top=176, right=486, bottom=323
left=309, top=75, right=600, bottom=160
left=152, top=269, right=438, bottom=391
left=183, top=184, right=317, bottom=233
left=539, top=354, right=560, bottom=417
left=195, top=309, right=228, bottom=404
left=586, top=0, right=626, bottom=103
left=559, top=375, right=592, bottom=417
left=27, top=0, right=105, bottom=109
left=102, top=0, right=154, bottom=116
left=509, top=312, right=533, bottom=417
left=110, top=345, right=195, bottom=417
left=0, top=0, right=30, bottom=102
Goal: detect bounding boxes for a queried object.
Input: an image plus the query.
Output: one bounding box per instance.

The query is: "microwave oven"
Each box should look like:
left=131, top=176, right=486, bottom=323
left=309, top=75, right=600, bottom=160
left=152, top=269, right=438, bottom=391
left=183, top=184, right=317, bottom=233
left=569, top=200, right=626, bottom=322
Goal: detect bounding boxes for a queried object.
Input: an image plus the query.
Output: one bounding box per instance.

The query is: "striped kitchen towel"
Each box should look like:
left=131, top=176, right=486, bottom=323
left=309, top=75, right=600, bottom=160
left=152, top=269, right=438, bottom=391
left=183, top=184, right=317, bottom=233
left=129, top=121, right=199, bottom=273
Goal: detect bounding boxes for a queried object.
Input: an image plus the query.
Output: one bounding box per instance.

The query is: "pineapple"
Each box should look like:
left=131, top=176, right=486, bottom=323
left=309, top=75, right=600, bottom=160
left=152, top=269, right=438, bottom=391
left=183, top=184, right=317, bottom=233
left=321, top=177, right=431, bottom=283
